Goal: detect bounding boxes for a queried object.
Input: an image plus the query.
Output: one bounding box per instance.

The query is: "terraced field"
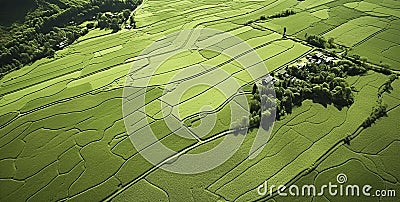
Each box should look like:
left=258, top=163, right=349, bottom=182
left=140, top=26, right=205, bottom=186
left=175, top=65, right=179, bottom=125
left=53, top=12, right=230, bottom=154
left=0, top=0, right=399, bottom=201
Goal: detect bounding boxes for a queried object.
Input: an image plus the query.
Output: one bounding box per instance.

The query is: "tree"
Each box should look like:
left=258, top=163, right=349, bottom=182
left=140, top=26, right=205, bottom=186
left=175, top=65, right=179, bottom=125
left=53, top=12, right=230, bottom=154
left=283, top=27, right=287, bottom=37
left=347, top=65, right=366, bottom=76
left=328, top=38, right=335, bottom=48
left=130, top=15, right=136, bottom=28
left=233, top=116, right=249, bottom=135
left=98, top=15, right=109, bottom=29
left=232, top=121, right=241, bottom=135
left=305, top=34, right=327, bottom=48
left=283, top=89, right=294, bottom=100
left=253, top=92, right=261, bottom=102
left=261, top=110, right=273, bottom=130
left=378, top=74, right=398, bottom=96
left=252, top=83, right=258, bottom=95
left=86, top=22, right=95, bottom=29
left=261, top=94, right=273, bottom=108
left=20, top=53, right=31, bottom=64
left=251, top=114, right=261, bottom=127
left=110, top=18, right=120, bottom=32
left=362, top=101, right=387, bottom=128
left=123, top=9, right=131, bottom=19
left=249, top=100, right=261, bottom=114
left=389, top=74, right=398, bottom=82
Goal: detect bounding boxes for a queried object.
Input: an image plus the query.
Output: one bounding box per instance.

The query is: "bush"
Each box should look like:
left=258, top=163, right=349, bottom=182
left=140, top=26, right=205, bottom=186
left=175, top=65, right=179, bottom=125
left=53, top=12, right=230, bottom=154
left=305, top=34, right=327, bottom=48
left=378, top=74, right=398, bottom=97
left=270, top=10, right=296, bottom=18
left=362, top=101, right=387, bottom=128
left=86, top=22, right=95, bottom=29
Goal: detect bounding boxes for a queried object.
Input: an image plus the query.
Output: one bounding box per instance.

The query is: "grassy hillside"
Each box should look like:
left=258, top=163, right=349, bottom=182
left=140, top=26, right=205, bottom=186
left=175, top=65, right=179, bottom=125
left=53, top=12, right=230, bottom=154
left=0, top=0, right=399, bottom=201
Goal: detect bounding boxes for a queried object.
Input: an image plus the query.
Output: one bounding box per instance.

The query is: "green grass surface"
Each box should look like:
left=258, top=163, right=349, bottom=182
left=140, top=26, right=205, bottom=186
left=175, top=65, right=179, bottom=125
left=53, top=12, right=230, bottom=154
left=261, top=12, right=321, bottom=35
left=323, top=17, right=384, bottom=47
left=0, top=0, right=399, bottom=201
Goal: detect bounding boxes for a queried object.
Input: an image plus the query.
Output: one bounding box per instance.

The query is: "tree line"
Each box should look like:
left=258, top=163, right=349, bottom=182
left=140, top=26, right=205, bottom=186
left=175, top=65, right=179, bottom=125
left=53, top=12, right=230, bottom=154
left=305, top=34, right=336, bottom=49
left=232, top=82, right=276, bottom=134
left=362, top=73, right=398, bottom=128
left=97, top=9, right=135, bottom=31
left=378, top=74, right=398, bottom=97
left=259, top=10, right=296, bottom=21
left=245, top=10, right=296, bottom=26
left=362, top=99, right=387, bottom=128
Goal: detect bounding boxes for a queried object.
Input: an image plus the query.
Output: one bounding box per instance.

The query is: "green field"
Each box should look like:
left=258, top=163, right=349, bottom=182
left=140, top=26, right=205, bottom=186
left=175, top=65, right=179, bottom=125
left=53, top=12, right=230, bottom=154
left=0, top=0, right=399, bottom=201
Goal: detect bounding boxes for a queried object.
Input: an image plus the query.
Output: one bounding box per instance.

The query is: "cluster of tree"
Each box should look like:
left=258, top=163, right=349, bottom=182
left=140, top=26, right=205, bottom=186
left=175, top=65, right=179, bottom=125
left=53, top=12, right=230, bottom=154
left=0, top=0, right=142, bottom=79
left=97, top=9, right=133, bottom=32
left=305, top=34, right=335, bottom=49
left=248, top=83, right=276, bottom=130
left=246, top=10, right=297, bottom=25
left=0, top=25, right=86, bottom=77
left=362, top=99, right=387, bottom=128
left=244, top=57, right=369, bottom=125
left=335, top=60, right=367, bottom=76
left=232, top=116, right=250, bottom=135
left=270, top=10, right=296, bottom=18
left=370, top=63, right=393, bottom=75
left=259, top=10, right=296, bottom=21
left=361, top=73, right=397, bottom=128
left=274, top=59, right=366, bottom=119
left=244, top=20, right=254, bottom=26
left=0, top=0, right=36, bottom=26
left=378, top=74, right=398, bottom=97
left=40, top=0, right=140, bottom=32
left=233, top=80, right=277, bottom=134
